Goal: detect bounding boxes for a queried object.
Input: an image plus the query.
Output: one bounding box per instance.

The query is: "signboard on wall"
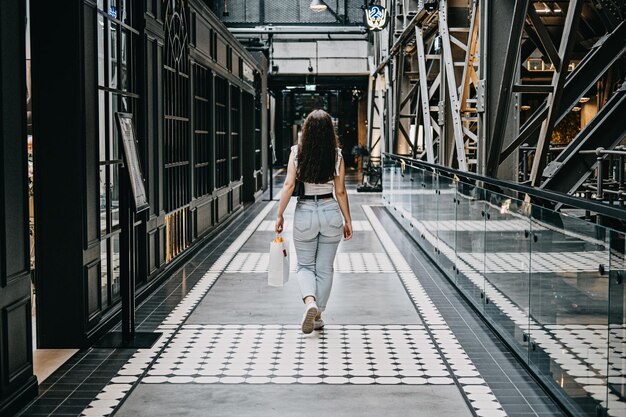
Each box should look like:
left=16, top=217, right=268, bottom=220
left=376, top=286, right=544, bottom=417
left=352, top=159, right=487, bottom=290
left=115, top=113, right=149, bottom=213
left=243, top=62, right=254, bottom=84
left=365, top=5, right=389, bottom=31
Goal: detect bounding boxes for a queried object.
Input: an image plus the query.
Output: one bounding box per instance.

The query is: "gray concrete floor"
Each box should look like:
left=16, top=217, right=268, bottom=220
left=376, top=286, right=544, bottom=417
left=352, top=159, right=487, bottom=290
left=116, top=384, right=470, bottom=417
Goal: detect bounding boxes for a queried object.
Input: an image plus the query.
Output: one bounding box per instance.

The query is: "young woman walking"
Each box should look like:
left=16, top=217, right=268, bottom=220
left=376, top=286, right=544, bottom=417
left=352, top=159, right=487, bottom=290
left=275, top=109, right=353, bottom=334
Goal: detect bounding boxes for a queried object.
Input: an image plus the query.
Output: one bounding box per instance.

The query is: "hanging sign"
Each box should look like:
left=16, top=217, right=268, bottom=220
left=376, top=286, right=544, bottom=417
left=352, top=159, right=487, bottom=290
left=365, top=5, right=389, bottom=31
left=115, top=113, right=149, bottom=213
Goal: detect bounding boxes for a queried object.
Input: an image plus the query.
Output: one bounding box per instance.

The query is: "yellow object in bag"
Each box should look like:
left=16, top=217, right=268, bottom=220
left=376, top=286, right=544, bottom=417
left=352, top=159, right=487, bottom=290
left=268, top=235, right=290, bottom=287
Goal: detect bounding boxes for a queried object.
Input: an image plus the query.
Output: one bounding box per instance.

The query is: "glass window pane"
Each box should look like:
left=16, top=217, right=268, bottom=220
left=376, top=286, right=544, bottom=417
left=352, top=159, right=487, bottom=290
left=109, top=94, right=119, bottom=159
left=108, top=0, right=118, bottom=19
left=121, top=96, right=131, bottom=113
left=111, top=164, right=120, bottom=229
left=111, top=234, right=121, bottom=300
left=120, top=0, right=130, bottom=23
left=100, top=240, right=109, bottom=307
left=98, top=15, right=105, bottom=86
left=121, top=29, right=130, bottom=91
left=99, top=91, right=107, bottom=161
left=109, top=22, right=118, bottom=89
left=100, top=165, right=108, bottom=234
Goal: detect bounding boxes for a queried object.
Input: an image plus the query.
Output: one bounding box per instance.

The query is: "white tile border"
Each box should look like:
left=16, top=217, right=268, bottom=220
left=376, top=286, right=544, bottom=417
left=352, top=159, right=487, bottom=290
left=363, top=205, right=508, bottom=417
left=80, top=202, right=277, bottom=417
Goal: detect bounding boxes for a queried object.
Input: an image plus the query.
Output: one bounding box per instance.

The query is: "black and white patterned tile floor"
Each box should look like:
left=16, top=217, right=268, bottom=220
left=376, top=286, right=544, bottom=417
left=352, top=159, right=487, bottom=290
left=14, top=191, right=583, bottom=417
left=141, top=324, right=453, bottom=384
left=72, top=197, right=515, bottom=417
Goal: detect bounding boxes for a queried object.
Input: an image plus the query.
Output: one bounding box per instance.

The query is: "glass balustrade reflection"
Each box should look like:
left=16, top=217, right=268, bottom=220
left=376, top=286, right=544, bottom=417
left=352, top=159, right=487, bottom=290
left=382, top=156, right=624, bottom=417
left=482, top=188, right=531, bottom=359
left=608, top=230, right=626, bottom=417
left=453, top=176, right=486, bottom=305
left=435, top=172, right=457, bottom=275
left=528, top=203, right=609, bottom=417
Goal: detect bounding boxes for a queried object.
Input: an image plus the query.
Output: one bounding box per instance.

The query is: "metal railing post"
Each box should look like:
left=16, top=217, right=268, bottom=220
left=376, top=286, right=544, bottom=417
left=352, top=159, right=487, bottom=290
left=596, top=148, right=604, bottom=201
left=617, top=155, right=624, bottom=207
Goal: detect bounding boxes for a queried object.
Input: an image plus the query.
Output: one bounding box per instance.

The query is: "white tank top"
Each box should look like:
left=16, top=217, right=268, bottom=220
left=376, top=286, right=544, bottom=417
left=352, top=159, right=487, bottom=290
left=291, top=145, right=342, bottom=195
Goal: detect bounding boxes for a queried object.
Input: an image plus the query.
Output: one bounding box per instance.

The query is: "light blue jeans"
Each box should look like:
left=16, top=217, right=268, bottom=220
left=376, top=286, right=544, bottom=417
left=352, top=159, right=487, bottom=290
left=293, top=198, right=343, bottom=312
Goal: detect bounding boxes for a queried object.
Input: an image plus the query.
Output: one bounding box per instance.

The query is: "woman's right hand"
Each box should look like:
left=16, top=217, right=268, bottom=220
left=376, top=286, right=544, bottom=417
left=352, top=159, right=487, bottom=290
left=275, top=215, right=284, bottom=234
left=343, top=221, right=353, bottom=240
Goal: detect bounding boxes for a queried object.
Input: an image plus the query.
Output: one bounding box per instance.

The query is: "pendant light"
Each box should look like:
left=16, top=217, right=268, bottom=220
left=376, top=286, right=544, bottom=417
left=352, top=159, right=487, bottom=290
left=310, top=0, right=328, bottom=12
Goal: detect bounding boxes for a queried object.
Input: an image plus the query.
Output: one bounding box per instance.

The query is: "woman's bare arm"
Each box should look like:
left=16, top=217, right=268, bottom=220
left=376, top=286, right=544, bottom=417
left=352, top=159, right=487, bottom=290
left=333, top=159, right=352, bottom=240
left=275, top=152, right=297, bottom=233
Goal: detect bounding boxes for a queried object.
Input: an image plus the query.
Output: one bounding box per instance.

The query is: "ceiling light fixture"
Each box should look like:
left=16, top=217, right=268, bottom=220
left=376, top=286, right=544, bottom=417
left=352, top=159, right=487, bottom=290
left=579, top=96, right=590, bottom=103
left=309, top=0, right=327, bottom=12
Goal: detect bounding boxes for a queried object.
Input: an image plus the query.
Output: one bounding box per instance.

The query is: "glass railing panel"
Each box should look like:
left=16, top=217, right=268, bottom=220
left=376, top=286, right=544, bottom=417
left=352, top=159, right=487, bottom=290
left=408, top=165, right=425, bottom=222
left=396, top=164, right=413, bottom=230
left=421, top=167, right=439, bottom=223
left=405, top=165, right=426, bottom=243
left=402, top=166, right=439, bottom=255
left=435, top=171, right=457, bottom=278
left=453, top=177, right=485, bottom=306
left=388, top=164, right=401, bottom=209
left=608, top=229, right=626, bottom=417
left=482, top=188, right=531, bottom=360
left=529, top=204, right=610, bottom=417
left=381, top=164, right=393, bottom=205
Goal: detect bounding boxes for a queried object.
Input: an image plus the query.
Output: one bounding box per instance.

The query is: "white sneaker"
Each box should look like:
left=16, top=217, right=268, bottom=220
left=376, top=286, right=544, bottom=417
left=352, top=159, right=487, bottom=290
left=314, top=319, right=325, bottom=330
left=301, top=302, right=318, bottom=334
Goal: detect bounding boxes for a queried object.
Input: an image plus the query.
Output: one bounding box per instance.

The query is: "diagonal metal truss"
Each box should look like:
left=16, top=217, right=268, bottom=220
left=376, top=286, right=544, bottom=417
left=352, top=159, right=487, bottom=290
left=373, top=0, right=625, bottom=202
left=368, top=0, right=481, bottom=172
left=527, top=0, right=584, bottom=186
left=541, top=83, right=626, bottom=194
left=485, top=0, right=625, bottom=190
left=499, top=19, right=626, bottom=165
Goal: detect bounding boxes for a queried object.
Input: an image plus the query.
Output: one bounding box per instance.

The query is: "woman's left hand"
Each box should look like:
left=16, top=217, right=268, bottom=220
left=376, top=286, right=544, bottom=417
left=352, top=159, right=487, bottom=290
left=343, top=221, right=353, bottom=240
left=275, top=215, right=284, bottom=234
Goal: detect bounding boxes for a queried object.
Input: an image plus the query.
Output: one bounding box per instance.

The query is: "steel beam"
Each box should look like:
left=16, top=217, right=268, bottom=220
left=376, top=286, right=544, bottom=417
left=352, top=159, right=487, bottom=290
left=485, top=0, right=530, bottom=177
left=415, top=25, right=436, bottom=163
left=529, top=0, right=584, bottom=186
left=541, top=84, right=626, bottom=194
left=499, top=19, right=626, bottom=161
left=375, top=8, right=432, bottom=74
left=366, top=73, right=375, bottom=154
left=459, top=1, right=480, bottom=113
left=393, top=51, right=403, bottom=154
left=526, top=5, right=561, bottom=68
left=439, top=0, right=468, bottom=171
left=512, top=84, right=554, bottom=94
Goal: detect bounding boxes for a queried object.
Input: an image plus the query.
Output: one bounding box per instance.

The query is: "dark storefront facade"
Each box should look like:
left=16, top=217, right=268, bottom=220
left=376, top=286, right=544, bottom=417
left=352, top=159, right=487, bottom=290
left=0, top=0, right=38, bottom=414
left=1, top=0, right=268, bottom=413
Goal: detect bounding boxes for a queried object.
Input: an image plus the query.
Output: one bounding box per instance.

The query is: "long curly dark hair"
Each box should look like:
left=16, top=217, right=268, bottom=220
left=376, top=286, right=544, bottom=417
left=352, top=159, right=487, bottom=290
left=297, top=110, right=338, bottom=183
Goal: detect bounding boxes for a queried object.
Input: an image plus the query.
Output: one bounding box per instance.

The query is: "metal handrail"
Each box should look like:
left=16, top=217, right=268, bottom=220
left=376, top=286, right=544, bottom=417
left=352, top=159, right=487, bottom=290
left=383, top=152, right=626, bottom=222
left=579, top=147, right=626, bottom=156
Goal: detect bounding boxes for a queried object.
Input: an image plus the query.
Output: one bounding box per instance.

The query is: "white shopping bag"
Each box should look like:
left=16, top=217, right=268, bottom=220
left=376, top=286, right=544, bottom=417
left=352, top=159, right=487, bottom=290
left=268, top=235, right=290, bottom=287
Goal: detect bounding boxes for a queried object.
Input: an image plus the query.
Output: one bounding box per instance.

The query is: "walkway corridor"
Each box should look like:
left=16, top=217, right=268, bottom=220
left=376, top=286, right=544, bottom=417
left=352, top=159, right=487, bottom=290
left=17, top=192, right=564, bottom=417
